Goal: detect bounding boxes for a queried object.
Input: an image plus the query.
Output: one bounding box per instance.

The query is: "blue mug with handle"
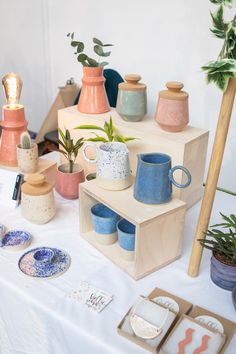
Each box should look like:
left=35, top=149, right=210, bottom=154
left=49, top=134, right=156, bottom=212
left=134, top=153, right=191, bottom=204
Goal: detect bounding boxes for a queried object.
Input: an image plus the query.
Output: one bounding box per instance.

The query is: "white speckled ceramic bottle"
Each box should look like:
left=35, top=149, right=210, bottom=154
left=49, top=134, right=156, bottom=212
left=21, top=174, right=56, bottom=224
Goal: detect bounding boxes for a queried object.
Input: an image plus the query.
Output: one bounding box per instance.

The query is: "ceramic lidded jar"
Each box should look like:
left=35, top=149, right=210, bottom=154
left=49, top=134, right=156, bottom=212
left=155, top=82, right=189, bottom=132
left=21, top=173, right=56, bottom=224
left=116, top=74, right=147, bottom=122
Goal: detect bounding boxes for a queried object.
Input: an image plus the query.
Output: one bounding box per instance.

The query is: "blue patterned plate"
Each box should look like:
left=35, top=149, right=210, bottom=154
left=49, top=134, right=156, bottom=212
left=1, top=230, right=31, bottom=251
left=18, top=247, right=71, bottom=278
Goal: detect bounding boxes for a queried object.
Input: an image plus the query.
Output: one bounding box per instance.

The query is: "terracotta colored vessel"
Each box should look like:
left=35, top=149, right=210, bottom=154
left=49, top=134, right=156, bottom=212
left=55, top=163, right=85, bottom=199
left=155, top=82, right=189, bottom=132
left=0, top=106, right=28, bottom=166
left=78, top=67, right=110, bottom=114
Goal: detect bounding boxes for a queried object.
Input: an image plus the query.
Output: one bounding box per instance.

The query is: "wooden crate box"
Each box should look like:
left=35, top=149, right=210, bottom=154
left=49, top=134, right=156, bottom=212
left=79, top=180, right=186, bottom=280
left=58, top=107, right=209, bottom=208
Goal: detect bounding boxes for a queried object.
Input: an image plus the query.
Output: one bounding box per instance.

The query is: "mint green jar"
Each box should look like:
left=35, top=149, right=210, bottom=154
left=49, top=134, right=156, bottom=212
left=116, top=74, right=147, bottom=122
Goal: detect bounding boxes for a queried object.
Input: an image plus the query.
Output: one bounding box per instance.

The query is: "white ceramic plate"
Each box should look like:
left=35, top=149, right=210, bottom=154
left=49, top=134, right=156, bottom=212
left=152, top=296, right=179, bottom=314
left=195, top=315, right=224, bottom=333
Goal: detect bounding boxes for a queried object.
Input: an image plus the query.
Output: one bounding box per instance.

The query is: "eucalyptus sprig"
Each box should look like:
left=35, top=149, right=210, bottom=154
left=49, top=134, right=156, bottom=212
left=75, top=116, right=137, bottom=144
left=202, top=0, right=236, bottom=91
left=67, top=32, right=113, bottom=67
left=199, top=213, right=236, bottom=263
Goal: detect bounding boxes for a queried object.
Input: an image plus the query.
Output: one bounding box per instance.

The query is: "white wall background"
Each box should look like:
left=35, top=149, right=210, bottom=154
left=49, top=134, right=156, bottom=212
left=0, top=0, right=235, bottom=192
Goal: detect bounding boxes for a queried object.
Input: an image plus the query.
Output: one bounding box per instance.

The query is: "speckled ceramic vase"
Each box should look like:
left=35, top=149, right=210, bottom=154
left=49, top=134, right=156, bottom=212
left=21, top=174, right=56, bottom=224
left=17, top=143, right=38, bottom=173
left=155, top=82, right=189, bottom=132
left=116, top=74, right=147, bottom=122
left=83, top=142, right=132, bottom=190
left=210, top=253, right=236, bottom=291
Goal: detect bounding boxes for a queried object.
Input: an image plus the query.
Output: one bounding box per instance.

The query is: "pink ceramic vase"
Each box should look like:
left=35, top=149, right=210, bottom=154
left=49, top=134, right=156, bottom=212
left=55, top=163, right=85, bottom=199
left=78, top=67, right=110, bottom=114
left=0, top=106, right=28, bottom=166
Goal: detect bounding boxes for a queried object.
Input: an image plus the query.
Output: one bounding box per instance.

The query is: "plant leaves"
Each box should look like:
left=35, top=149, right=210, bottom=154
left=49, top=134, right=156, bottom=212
left=87, top=57, right=99, bottom=67
left=93, top=37, right=103, bottom=46
left=77, top=42, right=84, bottom=53
left=94, top=45, right=104, bottom=56
left=99, top=61, right=109, bottom=67
left=71, top=41, right=79, bottom=47
left=86, top=137, right=108, bottom=142
left=210, top=0, right=236, bottom=6
left=67, top=33, right=71, bottom=37
left=102, top=43, right=113, bottom=47
left=75, top=125, right=105, bottom=132
left=210, top=5, right=227, bottom=31
left=77, top=53, right=88, bottom=63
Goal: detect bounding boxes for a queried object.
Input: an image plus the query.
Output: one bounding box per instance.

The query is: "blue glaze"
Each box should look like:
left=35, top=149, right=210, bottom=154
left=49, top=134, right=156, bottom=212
left=1, top=230, right=31, bottom=249
left=210, top=254, right=236, bottom=291
left=117, top=219, right=136, bottom=251
left=91, top=203, right=120, bottom=234
left=18, top=247, right=70, bottom=278
left=34, top=248, right=55, bottom=266
left=134, top=153, right=191, bottom=204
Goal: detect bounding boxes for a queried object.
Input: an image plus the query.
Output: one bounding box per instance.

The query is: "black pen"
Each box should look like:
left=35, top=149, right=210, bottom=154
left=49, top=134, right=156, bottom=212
left=12, top=174, right=24, bottom=201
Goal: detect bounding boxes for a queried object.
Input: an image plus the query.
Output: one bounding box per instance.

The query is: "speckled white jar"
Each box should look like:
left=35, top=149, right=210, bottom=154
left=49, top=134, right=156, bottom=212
left=21, top=174, right=56, bottom=224
left=17, top=143, right=38, bottom=173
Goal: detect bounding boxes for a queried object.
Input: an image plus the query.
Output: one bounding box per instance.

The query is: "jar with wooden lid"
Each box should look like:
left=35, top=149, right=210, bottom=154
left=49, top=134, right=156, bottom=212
left=21, top=174, right=56, bottom=224
left=155, top=81, right=189, bottom=132
left=116, top=74, right=147, bottom=122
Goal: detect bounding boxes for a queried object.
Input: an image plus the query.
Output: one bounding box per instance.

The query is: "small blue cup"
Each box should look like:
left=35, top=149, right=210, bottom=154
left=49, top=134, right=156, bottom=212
left=91, top=203, right=120, bottom=235
left=34, top=248, right=55, bottom=266
left=117, top=219, right=136, bottom=252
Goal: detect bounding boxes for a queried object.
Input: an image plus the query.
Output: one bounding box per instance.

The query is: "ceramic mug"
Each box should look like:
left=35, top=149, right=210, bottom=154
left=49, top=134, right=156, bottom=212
left=134, top=153, right=191, bottom=204
left=83, top=142, right=132, bottom=190
left=34, top=248, right=55, bottom=267
left=91, top=203, right=120, bottom=245
left=117, top=219, right=136, bottom=261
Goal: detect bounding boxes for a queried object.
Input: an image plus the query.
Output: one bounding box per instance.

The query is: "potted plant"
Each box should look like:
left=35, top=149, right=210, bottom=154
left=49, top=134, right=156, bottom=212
left=199, top=212, right=236, bottom=290
left=16, top=132, right=38, bottom=173
left=55, top=128, right=85, bottom=199
left=67, top=32, right=113, bottom=114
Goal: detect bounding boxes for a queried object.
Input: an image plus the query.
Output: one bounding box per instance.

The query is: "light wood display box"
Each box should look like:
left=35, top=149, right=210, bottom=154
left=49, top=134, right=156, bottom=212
left=58, top=106, right=209, bottom=208
left=79, top=180, right=186, bottom=280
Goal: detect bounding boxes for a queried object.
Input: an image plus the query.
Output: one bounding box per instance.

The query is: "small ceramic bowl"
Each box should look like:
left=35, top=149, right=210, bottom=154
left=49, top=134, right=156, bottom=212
left=1, top=230, right=31, bottom=251
left=117, top=219, right=136, bottom=261
left=34, top=248, right=55, bottom=266
left=91, top=203, right=120, bottom=245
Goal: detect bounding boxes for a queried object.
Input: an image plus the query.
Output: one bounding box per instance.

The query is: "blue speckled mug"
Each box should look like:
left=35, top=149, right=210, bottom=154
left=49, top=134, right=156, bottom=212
left=134, top=153, right=191, bottom=204
left=117, top=219, right=136, bottom=261
left=91, top=203, right=120, bottom=245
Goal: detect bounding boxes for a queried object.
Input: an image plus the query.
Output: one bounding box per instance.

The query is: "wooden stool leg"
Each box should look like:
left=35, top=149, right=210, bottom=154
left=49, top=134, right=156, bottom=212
left=188, top=78, right=236, bottom=277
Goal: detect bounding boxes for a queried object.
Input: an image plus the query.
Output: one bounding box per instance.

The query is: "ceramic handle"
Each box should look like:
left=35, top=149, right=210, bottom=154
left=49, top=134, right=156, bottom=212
left=169, top=166, right=191, bottom=189
left=82, top=143, right=98, bottom=164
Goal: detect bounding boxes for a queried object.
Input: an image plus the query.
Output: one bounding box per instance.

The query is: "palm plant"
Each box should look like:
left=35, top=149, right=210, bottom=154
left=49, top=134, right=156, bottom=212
left=199, top=213, right=236, bottom=264
left=74, top=116, right=137, bottom=144
left=202, top=0, right=236, bottom=91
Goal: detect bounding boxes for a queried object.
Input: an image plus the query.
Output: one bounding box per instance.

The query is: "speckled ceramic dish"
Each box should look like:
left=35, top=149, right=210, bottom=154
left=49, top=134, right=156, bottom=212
left=0, top=230, right=31, bottom=251
left=18, top=247, right=71, bottom=278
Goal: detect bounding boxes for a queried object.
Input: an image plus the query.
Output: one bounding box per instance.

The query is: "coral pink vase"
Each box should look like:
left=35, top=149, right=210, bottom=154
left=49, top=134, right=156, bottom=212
left=55, top=164, right=85, bottom=199
left=78, top=67, right=110, bottom=114
left=0, top=106, right=28, bottom=166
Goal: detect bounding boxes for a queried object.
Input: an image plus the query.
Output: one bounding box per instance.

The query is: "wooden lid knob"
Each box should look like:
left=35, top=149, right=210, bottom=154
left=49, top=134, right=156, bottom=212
left=26, top=173, right=45, bottom=186
left=166, top=82, right=184, bottom=92
left=125, top=74, right=141, bottom=84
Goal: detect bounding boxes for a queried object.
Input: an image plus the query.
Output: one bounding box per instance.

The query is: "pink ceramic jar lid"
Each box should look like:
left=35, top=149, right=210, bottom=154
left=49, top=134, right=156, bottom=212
left=159, top=82, right=188, bottom=100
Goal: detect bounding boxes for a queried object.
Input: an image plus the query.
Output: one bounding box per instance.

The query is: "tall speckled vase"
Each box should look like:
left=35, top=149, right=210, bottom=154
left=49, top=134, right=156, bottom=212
left=116, top=74, right=147, bottom=122
left=21, top=174, right=56, bottom=224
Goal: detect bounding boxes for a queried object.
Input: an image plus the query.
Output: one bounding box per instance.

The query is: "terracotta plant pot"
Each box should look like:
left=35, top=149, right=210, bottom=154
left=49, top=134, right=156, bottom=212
left=55, top=163, right=85, bottom=199
left=210, top=252, right=236, bottom=291
left=17, top=143, right=38, bottom=173
left=78, top=67, right=110, bottom=114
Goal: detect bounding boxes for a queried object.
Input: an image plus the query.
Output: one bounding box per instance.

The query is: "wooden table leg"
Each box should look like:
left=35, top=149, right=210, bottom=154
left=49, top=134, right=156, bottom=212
left=188, top=78, right=236, bottom=277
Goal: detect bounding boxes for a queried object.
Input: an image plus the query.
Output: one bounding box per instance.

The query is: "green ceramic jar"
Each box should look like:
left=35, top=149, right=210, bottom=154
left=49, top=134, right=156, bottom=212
left=116, top=74, right=147, bottom=122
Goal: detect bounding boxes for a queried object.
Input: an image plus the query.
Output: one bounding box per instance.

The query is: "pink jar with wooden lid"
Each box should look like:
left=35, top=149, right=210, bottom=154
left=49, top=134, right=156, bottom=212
left=155, top=82, right=189, bottom=132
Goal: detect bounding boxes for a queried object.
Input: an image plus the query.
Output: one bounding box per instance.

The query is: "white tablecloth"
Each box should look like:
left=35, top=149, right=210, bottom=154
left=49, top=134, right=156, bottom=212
left=0, top=153, right=235, bottom=354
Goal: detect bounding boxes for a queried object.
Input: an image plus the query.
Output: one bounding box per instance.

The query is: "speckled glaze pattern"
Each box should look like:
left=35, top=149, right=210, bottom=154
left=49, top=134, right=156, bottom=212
left=21, top=191, right=56, bottom=224
left=0, top=230, right=31, bottom=251
left=17, top=143, right=38, bottom=173
left=18, top=247, right=70, bottom=278
left=116, top=90, right=147, bottom=122
left=155, top=97, right=189, bottom=132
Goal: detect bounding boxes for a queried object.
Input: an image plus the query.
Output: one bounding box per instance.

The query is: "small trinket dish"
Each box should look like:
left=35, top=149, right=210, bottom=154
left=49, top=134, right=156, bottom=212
left=18, top=247, right=70, bottom=278
left=0, top=230, right=31, bottom=251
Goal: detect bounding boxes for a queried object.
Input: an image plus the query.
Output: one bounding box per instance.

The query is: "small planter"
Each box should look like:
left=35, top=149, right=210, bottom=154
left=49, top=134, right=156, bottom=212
left=55, top=163, right=85, bottom=199
left=17, top=143, right=38, bottom=173
left=210, top=252, right=236, bottom=291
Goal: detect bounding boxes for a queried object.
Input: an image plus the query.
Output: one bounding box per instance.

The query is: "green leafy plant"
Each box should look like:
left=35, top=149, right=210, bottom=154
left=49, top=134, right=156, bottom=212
left=57, top=128, right=84, bottom=173
left=202, top=0, right=236, bottom=91
left=67, top=32, right=113, bottom=67
left=199, top=213, right=236, bottom=264
left=74, top=116, right=137, bottom=143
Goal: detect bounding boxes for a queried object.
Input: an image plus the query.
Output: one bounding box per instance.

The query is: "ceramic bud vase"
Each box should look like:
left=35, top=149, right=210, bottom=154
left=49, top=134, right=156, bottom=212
left=116, top=74, right=147, bottom=122
left=78, top=67, right=110, bottom=114
left=21, top=174, right=56, bottom=224
left=17, top=143, right=38, bottom=173
left=55, top=163, right=85, bottom=199
left=155, top=82, right=189, bottom=132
